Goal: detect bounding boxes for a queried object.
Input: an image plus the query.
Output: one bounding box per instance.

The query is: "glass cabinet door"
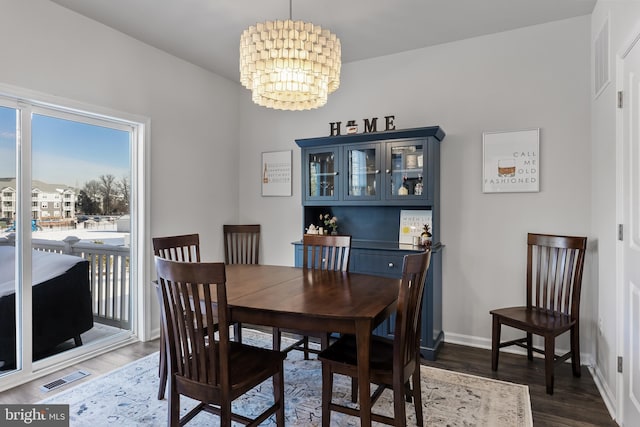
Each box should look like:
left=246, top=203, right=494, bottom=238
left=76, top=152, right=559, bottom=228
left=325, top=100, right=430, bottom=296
left=386, top=140, right=426, bottom=200
left=305, top=148, right=339, bottom=201
left=344, top=143, right=381, bottom=201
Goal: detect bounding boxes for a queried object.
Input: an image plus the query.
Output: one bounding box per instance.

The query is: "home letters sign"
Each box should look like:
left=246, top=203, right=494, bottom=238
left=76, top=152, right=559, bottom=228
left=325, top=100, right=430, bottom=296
left=329, top=115, right=396, bottom=136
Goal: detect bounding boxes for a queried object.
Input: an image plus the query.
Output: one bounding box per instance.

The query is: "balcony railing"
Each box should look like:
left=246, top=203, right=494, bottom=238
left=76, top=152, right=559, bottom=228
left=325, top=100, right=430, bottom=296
left=0, top=235, right=131, bottom=330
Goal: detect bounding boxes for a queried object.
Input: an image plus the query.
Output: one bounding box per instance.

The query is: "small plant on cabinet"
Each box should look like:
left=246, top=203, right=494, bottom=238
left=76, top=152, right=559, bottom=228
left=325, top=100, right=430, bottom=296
left=421, top=224, right=432, bottom=246
left=321, top=213, right=338, bottom=234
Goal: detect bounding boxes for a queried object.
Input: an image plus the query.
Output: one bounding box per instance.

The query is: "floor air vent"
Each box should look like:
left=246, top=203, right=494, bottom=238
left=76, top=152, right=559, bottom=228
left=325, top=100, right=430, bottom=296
left=40, top=370, right=90, bottom=392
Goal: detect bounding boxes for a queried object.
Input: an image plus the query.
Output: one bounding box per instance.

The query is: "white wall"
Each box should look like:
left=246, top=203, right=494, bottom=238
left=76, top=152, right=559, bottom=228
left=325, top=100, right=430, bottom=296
left=0, top=0, right=241, bottom=337
left=591, top=0, right=640, bottom=419
left=238, top=16, right=593, bottom=352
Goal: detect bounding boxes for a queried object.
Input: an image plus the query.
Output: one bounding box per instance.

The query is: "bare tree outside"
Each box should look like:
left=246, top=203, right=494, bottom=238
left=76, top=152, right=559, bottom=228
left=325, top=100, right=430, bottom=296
left=79, top=180, right=102, bottom=214
left=99, top=174, right=117, bottom=214
left=117, top=175, right=130, bottom=213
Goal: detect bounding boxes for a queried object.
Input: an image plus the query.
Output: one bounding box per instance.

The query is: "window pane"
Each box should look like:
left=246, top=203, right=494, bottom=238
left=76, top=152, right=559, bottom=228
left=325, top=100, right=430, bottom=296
left=0, top=106, right=18, bottom=375
left=30, top=113, right=132, bottom=365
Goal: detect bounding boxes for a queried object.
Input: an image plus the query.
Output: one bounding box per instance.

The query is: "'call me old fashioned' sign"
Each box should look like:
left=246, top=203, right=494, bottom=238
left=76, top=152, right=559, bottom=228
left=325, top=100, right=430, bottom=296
left=482, top=128, right=540, bottom=193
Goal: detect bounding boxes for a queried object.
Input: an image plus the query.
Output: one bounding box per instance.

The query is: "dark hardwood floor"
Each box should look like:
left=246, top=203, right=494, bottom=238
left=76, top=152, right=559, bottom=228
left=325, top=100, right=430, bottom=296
left=0, top=340, right=158, bottom=405
left=424, top=342, right=617, bottom=427
left=1, top=336, right=617, bottom=426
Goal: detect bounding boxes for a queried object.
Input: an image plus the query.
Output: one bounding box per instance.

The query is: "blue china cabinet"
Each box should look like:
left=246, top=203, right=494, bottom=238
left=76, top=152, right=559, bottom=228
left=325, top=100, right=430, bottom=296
left=294, top=126, right=445, bottom=360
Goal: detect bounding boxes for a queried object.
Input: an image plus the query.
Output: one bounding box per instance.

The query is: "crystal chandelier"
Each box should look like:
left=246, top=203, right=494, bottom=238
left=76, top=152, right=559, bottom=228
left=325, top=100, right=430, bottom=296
left=239, top=1, right=341, bottom=111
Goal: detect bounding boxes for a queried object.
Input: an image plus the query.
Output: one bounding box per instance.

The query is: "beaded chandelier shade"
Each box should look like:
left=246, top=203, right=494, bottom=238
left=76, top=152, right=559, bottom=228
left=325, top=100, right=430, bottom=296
left=239, top=16, right=341, bottom=111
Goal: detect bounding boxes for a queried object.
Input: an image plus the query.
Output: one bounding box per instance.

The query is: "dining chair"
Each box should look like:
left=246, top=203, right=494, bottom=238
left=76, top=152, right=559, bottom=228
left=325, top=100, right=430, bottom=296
left=154, top=256, right=285, bottom=427
left=273, top=234, right=352, bottom=359
left=153, top=233, right=201, bottom=264
left=223, top=224, right=260, bottom=265
left=318, top=250, right=431, bottom=427
left=152, top=233, right=201, bottom=400
left=490, top=233, right=587, bottom=395
left=223, top=224, right=260, bottom=343
left=301, top=234, right=351, bottom=271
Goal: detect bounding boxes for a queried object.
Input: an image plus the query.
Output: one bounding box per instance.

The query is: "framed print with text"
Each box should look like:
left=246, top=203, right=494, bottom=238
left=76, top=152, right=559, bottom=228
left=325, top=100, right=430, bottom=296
left=398, top=209, right=432, bottom=244
left=482, top=128, right=539, bottom=193
left=262, top=150, right=292, bottom=196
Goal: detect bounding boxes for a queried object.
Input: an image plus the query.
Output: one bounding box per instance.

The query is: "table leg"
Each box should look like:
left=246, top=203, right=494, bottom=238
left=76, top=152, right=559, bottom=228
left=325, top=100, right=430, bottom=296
left=355, top=319, right=372, bottom=427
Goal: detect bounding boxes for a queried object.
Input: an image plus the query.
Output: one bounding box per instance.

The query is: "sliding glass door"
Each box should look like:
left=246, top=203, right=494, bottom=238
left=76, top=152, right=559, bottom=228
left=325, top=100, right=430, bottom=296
left=0, top=95, right=143, bottom=385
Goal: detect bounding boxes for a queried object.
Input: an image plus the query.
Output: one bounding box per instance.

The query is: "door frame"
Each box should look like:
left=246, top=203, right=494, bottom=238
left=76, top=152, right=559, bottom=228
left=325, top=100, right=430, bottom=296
left=0, top=82, right=151, bottom=391
left=616, top=22, right=640, bottom=425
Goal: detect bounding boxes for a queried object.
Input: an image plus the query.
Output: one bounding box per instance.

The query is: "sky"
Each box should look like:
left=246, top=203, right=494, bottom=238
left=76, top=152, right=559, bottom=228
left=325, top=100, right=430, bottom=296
left=0, top=106, right=130, bottom=189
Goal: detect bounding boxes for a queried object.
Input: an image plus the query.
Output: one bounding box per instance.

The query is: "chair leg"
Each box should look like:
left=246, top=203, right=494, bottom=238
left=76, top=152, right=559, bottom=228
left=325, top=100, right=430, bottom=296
left=303, top=336, right=310, bottom=360
left=491, top=315, right=501, bottom=371
left=233, top=322, right=243, bottom=343
left=273, top=327, right=281, bottom=351
left=158, top=331, right=167, bottom=400
left=412, top=361, right=424, bottom=427
left=393, top=376, right=407, bottom=426
left=321, top=364, right=333, bottom=427
left=220, top=395, right=232, bottom=426
left=351, top=377, right=358, bottom=403
left=168, top=380, right=179, bottom=427
left=273, top=367, right=285, bottom=426
left=320, top=333, right=330, bottom=350
left=571, top=325, right=581, bottom=377
left=526, top=332, right=533, bottom=361
left=544, top=334, right=555, bottom=395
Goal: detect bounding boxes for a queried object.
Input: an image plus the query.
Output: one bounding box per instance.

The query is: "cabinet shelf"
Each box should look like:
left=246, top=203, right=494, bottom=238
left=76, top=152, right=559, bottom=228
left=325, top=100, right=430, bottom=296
left=393, top=168, right=423, bottom=174
left=351, top=169, right=379, bottom=175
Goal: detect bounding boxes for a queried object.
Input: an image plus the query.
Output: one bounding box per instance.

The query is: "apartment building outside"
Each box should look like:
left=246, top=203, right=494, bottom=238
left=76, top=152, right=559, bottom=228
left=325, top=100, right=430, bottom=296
left=0, top=178, right=76, bottom=221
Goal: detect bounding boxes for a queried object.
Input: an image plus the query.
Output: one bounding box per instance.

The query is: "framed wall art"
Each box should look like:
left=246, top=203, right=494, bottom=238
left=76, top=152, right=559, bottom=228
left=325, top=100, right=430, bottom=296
left=262, top=150, right=292, bottom=196
left=482, top=128, right=539, bottom=193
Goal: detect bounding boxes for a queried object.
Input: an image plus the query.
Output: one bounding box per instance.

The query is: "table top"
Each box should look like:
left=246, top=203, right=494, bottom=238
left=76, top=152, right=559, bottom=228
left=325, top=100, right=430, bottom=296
left=224, top=264, right=400, bottom=329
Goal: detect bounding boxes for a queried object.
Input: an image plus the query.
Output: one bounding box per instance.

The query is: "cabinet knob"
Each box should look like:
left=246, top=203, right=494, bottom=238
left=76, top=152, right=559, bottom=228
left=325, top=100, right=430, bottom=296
left=388, top=262, right=394, bottom=268
left=334, top=171, right=339, bottom=176
left=385, top=169, right=390, bottom=174
left=375, top=169, right=380, bottom=174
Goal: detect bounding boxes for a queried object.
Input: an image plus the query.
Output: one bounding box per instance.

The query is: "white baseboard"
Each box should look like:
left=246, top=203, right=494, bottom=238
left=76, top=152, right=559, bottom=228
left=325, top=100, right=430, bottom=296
left=444, top=331, right=594, bottom=364
left=589, top=363, right=618, bottom=422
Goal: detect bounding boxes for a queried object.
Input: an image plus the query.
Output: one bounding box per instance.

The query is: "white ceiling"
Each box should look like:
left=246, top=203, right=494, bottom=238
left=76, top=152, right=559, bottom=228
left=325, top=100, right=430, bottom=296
left=49, top=0, right=596, bottom=84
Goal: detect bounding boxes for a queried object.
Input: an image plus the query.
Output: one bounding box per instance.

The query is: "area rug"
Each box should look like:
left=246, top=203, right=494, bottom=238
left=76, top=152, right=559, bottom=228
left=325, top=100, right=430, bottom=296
left=39, top=330, right=532, bottom=426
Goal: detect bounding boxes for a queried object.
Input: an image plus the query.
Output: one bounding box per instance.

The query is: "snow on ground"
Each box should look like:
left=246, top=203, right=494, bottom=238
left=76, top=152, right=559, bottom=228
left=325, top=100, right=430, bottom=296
left=2, top=223, right=129, bottom=246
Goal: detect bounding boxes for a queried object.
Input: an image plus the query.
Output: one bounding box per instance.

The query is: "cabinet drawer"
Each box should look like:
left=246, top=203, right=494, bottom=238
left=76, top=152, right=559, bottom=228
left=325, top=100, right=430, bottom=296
left=352, top=251, right=405, bottom=278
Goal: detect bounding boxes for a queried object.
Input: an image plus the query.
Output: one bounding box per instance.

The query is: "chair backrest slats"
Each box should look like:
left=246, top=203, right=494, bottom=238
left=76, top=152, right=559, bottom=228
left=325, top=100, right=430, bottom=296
left=393, top=251, right=431, bottom=369
left=155, top=257, right=228, bottom=387
left=526, top=233, right=587, bottom=318
left=152, top=234, right=201, bottom=262
left=302, top=234, right=352, bottom=271
left=223, top=224, right=260, bottom=265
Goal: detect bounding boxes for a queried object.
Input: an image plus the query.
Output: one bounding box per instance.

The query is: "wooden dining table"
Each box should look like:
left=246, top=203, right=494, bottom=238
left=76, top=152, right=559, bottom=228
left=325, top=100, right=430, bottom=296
left=223, top=264, right=401, bottom=427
